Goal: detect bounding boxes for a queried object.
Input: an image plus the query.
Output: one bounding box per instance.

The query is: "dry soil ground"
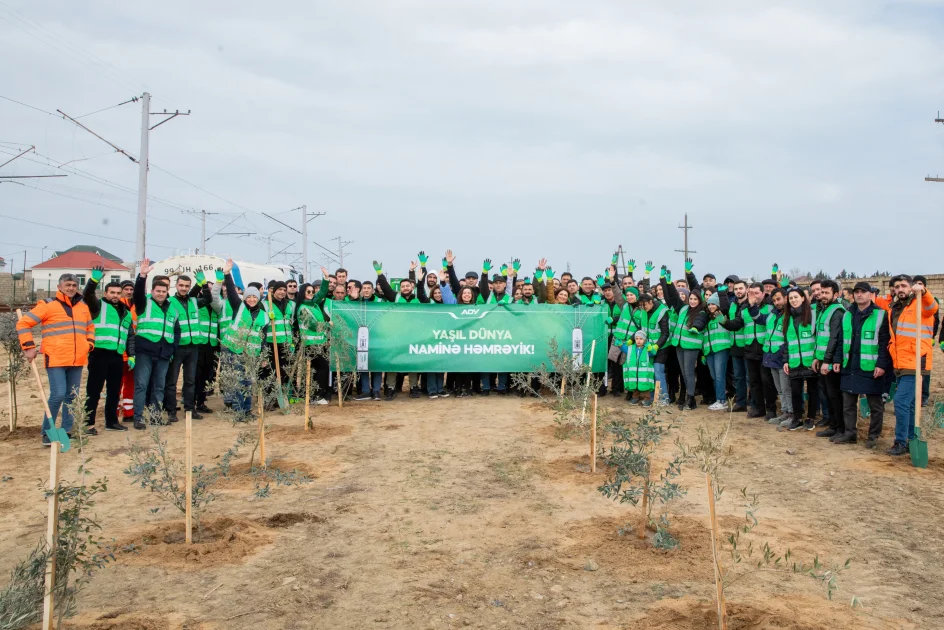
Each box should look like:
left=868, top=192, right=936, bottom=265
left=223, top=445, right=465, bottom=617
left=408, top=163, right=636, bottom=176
left=1, top=353, right=943, bottom=630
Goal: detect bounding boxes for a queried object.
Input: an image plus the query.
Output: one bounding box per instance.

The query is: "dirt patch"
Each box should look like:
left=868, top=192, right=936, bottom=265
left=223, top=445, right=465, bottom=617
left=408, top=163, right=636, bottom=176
left=625, top=594, right=887, bottom=630
left=257, top=512, right=326, bottom=528
left=382, top=423, right=403, bottom=430
left=0, top=425, right=40, bottom=443
left=541, top=454, right=612, bottom=483
left=214, top=460, right=316, bottom=490
left=844, top=454, right=944, bottom=477
left=265, top=423, right=352, bottom=441
left=561, top=516, right=717, bottom=582
left=116, top=517, right=273, bottom=569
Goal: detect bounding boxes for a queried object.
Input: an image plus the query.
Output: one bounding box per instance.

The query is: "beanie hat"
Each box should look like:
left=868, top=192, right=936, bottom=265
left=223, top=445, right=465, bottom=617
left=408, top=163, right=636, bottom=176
left=678, top=288, right=691, bottom=300
left=707, top=293, right=720, bottom=306
left=625, top=286, right=640, bottom=299
left=634, top=330, right=648, bottom=341
left=244, top=287, right=261, bottom=300
left=913, top=274, right=928, bottom=285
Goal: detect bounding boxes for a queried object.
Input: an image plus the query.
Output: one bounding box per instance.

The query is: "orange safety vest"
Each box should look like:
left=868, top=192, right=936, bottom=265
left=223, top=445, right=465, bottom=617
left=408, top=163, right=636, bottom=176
left=16, top=290, right=95, bottom=368
left=888, top=291, right=938, bottom=372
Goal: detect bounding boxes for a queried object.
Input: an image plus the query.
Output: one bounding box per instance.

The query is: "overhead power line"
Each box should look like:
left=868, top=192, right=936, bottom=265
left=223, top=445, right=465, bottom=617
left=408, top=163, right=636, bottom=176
left=0, top=212, right=176, bottom=251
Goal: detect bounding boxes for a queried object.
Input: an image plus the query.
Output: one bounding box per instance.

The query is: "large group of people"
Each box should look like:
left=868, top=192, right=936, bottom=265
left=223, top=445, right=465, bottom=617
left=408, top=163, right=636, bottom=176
left=15, top=249, right=941, bottom=459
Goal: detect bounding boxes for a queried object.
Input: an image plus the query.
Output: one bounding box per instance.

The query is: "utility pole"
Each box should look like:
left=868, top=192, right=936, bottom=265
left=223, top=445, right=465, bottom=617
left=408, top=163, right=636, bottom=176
left=134, top=93, right=150, bottom=269
left=300, top=205, right=325, bottom=282
left=184, top=209, right=219, bottom=254
left=675, top=213, right=696, bottom=271
left=332, top=236, right=353, bottom=269
left=928, top=113, right=944, bottom=183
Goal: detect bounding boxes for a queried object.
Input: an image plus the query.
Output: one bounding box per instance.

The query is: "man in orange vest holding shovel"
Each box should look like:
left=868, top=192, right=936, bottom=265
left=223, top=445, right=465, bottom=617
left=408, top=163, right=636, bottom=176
left=886, top=274, right=938, bottom=456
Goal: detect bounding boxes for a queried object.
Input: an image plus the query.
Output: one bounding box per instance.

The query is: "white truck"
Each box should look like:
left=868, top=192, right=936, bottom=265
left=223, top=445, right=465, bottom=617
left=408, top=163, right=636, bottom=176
left=147, top=255, right=298, bottom=290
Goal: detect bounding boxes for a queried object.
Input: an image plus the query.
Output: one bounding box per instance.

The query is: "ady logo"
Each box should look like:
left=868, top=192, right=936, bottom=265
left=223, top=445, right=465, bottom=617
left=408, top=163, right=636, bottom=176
left=461, top=309, right=480, bottom=315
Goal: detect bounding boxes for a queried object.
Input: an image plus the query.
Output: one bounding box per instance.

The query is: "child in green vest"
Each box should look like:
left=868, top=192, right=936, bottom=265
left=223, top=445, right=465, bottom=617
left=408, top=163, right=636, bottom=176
left=623, top=330, right=656, bottom=406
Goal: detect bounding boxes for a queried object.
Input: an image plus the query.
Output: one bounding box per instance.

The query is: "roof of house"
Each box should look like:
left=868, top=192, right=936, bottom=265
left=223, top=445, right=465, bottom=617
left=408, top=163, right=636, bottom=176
left=32, top=251, right=128, bottom=271
left=52, top=245, right=122, bottom=263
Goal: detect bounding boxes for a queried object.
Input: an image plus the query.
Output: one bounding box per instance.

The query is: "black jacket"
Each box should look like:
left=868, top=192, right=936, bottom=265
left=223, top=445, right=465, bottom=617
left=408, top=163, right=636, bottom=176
left=818, top=299, right=847, bottom=366
left=446, top=264, right=480, bottom=303
left=840, top=302, right=892, bottom=395
left=83, top=278, right=136, bottom=358
left=377, top=273, right=416, bottom=303
left=132, top=275, right=180, bottom=360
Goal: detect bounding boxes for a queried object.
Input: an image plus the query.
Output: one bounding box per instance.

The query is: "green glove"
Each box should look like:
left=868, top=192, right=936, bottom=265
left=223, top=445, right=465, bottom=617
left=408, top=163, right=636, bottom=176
left=690, top=327, right=699, bottom=333
left=418, top=250, right=428, bottom=266
left=523, top=276, right=531, bottom=284
left=534, top=269, right=544, bottom=281
left=545, top=267, right=554, bottom=280
left=442, top=257, right=448, bottom=269
left=605, top=317, right=614, bottom=325
left=268, top=309, right=276, bottom=321
left=290, top=343, right=296, bottom=354
left=665, top=269, right=672, bottom=283
left=215, top=269, right=224, bottom=283
left=512, top=258, right=521, bottom=273
left=611, top=251, right=619, bottom=265
left=646, top=343, right=655, bottom=353
left=627, top=259, right=636, bottom=274
left=596, top=274, right=605, bottom=288
left=90, top=265, right=104, bottom=283
left=500, top=263, right=508, bottom=277
left=772, top=263, right=779, bottom=275
left=659, top=265, right=666, bottom=280
left=700, top=355, right=706, bottom=365
left=685, top=258, right=694, bottom=273
left=940, top=341, right=944, bottom=352
left=651, top=343, right=660, bottom=352
left=645, top=261, right=654, bottom=276
left=482, top=258, right=492, bottom=273
left=592, top=294, right=602, bottom=305
left=372, top=260, right=383, bottom=276
left=195, top=269, right=206, bottom=286
left=717, top=284, right=727, bottom=293
left=128, top=357, right=136, bottom=370
left=780, top=276, right=790, bottom=288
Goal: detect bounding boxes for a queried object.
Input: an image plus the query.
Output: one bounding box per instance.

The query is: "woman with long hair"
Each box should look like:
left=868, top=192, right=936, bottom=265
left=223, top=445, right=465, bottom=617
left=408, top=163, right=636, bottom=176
left=453, top=287, right=477, bottom=397
left=782, top=288, right=818, bottom=431
left=670, top=290, right=708, bottom=410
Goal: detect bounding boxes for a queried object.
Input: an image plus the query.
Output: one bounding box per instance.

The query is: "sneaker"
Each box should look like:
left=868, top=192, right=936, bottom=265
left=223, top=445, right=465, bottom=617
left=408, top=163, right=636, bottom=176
left=864, top=437, right=878, bottom=449
left=779, top=414, right=794, bottom=428
left=196, top=404, right=213, bottom=414
left=384, top=392, right=395, bottom=401
left=677, top=398, right=686, bottom=410
left=105, top=423, right=128, bottom=432
left=429, top=394, right=439, bottom=400
left=685, top=396, right=696, bottom=410
left=804, top=419, right=815, bottom=431
left=708, top=401, right=726, bottom=412
left=457, top=390, right=470, bottom=398
left=625, top=392, right=634, bottom=402
left=657, top=399, right=670, bottom=407
left=628, top=397, right=640, bottom=406
left=354, top=393, right=372, bottom=401
left=167, top=416, right=179, bottom=424
left=133, top=420, right=146, bottom=430
left=480, top=390, right=490, bottom=397
left=42, top=434, right=51, bottom=446
left=832, top=432, right=857, bottom=444
left=746, top=408, right=765, bottom=419
left=314, top=398, right=329, bottom=405
left=731, top=405, right=747, bottom=413
left=84, top=426, right=99, bottom=436
left=409, top=388, right=421, bottom=399
left=191, top=411, right=203, bottom=420
left=787, top=419, right=804, bottom=431
left=886, top=441, right=908, bottom=456
left=642, top=400, right=653, bottom=407
left=440, top=392, right=450, bottom=399
left=372, top=393, right=382, bottom=401
left=815, top=418, right=830, bottom=428
left=816, top=428, right=838, bottom=438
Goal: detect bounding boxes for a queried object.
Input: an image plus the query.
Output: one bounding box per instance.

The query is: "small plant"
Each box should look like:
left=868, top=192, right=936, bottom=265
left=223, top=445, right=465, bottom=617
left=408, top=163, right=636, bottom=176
left=0, top=313, right=28, bottom=429
left=598, top=408, right=685, bottom=548
left=511, top=337, right=606, bottom=440
left=213, top=333, right=277, bottom=425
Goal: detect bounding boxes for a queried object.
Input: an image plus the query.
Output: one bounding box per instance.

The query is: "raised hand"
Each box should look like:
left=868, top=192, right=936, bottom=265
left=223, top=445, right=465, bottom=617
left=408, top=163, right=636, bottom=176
left=195, top=269, right=206, bottom=285
left=409, top=260, right=418, bottom=271
left=665, top=269, right=672, bottom=283
left=445, top=249, right=455, bottom=265
left=772, top=262, right=779, bottom=275
left=537, top=258, right=547, bottom=270
left=512, top=258, right=521, bottom=273
left=659, top=265, right=667, bottom=280
left=596, top=274, right=605, bottom=288
left=500, top=263, right=508, bottom=277
left=482, top=258, right=492, bottom=273
left=320, top=266, right=330, bottom=279
left=91, top=265, right=105, bottom=282
left=685, top=258, right=693, bottom=273
left=644, top=260, right=654, bottom=276
left=140, top=258, right=153, bottom=276
left=780, top=275, right=790, bottom=288
left=441, top=257, right=448, bottom=271
left=215, top=268, right=225, bottom=283
left=611, top=251, right=619, bottom=265
left=626, top=259, right=636, bottom=273
left=545, top=267, right=554, bottom=280
left=372, top=261, right=383, bottom=275
left=418, top=251, right=428, bottom=266
left=223, top=258, right=233, bottom=274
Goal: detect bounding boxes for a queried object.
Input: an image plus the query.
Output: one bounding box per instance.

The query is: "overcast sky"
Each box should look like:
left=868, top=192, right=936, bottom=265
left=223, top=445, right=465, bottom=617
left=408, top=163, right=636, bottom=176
left=1, top=0, right=943, bottom=281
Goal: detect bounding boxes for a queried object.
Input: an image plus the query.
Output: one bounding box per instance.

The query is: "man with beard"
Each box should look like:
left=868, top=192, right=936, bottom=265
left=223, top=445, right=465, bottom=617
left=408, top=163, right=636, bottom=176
left=164, top=272, right=213, bottom=422
left=374, top=261, right=422, bottom=399
left=811, top=280, right=847, bottom=439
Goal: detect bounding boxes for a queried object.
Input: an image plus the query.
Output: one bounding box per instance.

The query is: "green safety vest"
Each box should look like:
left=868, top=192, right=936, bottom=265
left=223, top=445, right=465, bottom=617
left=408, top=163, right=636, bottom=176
left=515, top=296, right=539, bottom=307
left=604, top=301, right=620, bottom=334
left=702, top=316, right=734, bottom=355
left=477, top=292, right=511, bottom=305
left=729, top=302, right=769, bottom=347
left=168, top=295, right=200, bottom=346
left=814, top=302, right=848, bottom=362
left=847, top=308, right=884, bottom=371
left=667, top=306, right=679, bottom=347
left=622, top=345, right=654, bottom=391
left=763, top=310, right=785, bottom=354
left=671, top=306, right=705, bottom=350
left=785, top=319, right=816, bottom=369
left=93, top=302, right=132, bottom=354
left=195, top=305, right=219, bottom=347
left=394, top=293, right=420, bottom=304
left=297, top=303, right=327, bottom=346
left=634, top=304, right=668, bottom=346
left=265, top=300, right=296, bottom=344
left=137, top=298, right=179, bottom=345
left=613, top=304, right=638, bottom=343
left=221, top=303, right=268, bottom=355
left=577, top=293, right=599, bottom=306
left=219, top=301, right=233, bottom=333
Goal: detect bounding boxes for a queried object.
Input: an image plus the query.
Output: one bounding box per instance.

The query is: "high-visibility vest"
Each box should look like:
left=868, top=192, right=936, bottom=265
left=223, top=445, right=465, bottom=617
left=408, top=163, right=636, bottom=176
left=221, top=303, right=268, bottom=355
left=729, top=302, right=769, bottom=347
left=613, top=304, right=638, bottom=343
left=220, top=300, right=233, bottom=329
left=168, top=295, right=200, bottom=346
left=814, top=302, right=848, bottom=362
left=622, top=345, right=654, bottom=391
left=477, top=291, right=510, bottom=305
left=667, top=306, right=679, bottom=346
left=137, top=298, right=178, bottom=345
left=93, top=302, right=133, bottom=354
left=785, top=318, right=815, bottom=369
left=844, top=308, right=884, bottom=371
left=577, top=293, right=600, bottom=306
left=763, top=311, right=785, bottom=354
left=702, top=316, right=734, bottom=354
left=604, top=301, right=620, bottom=334
left=671, top=306, right=705, bottom=350
left=634, top=304, right=668, bottom=346
left=298, top=303, right=327, bottom=346
left=395, top=293, right=420, bottom=304
left=888, top=292, right=938, bottom=371
left=515, top=296, right=539, bottom=307
left=265, top=300, right=295, bottom=344
left=195, top=305, right=219, bottom=348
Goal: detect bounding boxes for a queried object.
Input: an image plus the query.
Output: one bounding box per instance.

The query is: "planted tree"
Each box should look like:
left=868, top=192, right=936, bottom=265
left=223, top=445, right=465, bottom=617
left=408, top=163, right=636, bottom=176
left=0, top=313, right=28, bottom=430
left=598, top=407, right=686, bottom=548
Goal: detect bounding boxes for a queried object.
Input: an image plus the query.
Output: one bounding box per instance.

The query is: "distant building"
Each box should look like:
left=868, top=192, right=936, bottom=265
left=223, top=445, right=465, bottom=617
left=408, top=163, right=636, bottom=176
left=51, top=245, right=123, bottom=264
left=30, top=249, right=132, bottom=293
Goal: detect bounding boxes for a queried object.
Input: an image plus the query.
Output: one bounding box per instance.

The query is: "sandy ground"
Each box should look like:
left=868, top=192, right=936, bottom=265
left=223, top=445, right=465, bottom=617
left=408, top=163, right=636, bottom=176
left=1, top=351, right=943, bottom=630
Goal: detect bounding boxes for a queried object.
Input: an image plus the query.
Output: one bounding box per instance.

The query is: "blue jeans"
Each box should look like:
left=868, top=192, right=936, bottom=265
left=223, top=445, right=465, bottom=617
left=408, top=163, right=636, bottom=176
left=922, top=373, right=930, bottom=406
left=43, top=366, right=83, bottom=437
left=221, top=349, right=253, bottom=413
left=481, top=373, right=508, bottom=392
left=706, top=350, right=730, bottom=404
left=731, top=355, right=747, bottom=406
left=651, top=362, right=669, bottom=402
left=359, top=372, right=381, bottom=396
left=893, top=375, right=918, bottom=445
left=427, top=372, right=444, bottom=395
left=133, top=353, right=171, bottom=422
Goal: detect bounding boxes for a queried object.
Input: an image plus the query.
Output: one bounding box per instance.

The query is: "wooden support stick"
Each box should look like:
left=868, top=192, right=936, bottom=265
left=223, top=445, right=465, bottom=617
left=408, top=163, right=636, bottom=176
left=258, top=390, right=267, bottom=470
left=579, top=340, right=598, bottom=425
left=41, top=440, right=60, bottom=630
left=305, top=360, right=311, bottom=431
left=17, top=309, right=54, bottom=423
left=336, top=361, right=343, bottom=409
left=7, top=377, right=14, bottom=433
left=706, top=472, right=728, bottom=630
left=590, top=394, right=598, bottom=473
left=185, top=411, right=193, bottom=544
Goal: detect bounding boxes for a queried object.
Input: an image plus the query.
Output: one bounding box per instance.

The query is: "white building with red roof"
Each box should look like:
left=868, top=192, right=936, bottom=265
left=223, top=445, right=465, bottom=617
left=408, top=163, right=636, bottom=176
left=30, top=247, right=133, bottom=293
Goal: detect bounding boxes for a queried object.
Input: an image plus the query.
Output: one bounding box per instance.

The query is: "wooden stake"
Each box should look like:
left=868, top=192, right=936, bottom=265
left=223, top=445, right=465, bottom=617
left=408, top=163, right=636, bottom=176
left=589, top=393, right=598, bottom=473
left=185, top=411, right=193, bottom=544
left=638, top=483, right=649, bottom=540
left=706, top=472, right=728, bottom=630
left=7, top=377, right=14, bottom=433
left=304, top=360, right=311, bottom=431
left=41, top=440, right=60, bottom=630
left=17, top=309, right=54, bottom=422
left=560, top=377, right=566, bottom=397
left=654, top=381, right=661, bottom=406
left=914, top=299, right=923, bottom=432
left=336, top=360, right=343, bottom=409
left=258, top=390, right=266, bottom=470
left=579, top=340, right=598, bottom=425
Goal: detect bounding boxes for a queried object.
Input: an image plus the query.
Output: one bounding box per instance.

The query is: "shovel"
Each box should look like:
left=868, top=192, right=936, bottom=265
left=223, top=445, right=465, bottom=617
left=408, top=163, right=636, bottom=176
left=267, top=292, right=289, bottom=413
left=909, top=294, right=928, bottom=469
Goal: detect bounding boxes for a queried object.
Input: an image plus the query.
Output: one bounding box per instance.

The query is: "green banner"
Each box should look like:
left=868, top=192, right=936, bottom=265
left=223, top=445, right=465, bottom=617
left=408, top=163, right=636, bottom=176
left=329, top=303, right=607, bottom=373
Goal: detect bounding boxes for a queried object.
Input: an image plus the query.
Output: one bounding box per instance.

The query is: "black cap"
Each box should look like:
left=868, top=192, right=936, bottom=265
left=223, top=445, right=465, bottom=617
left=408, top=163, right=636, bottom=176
left=723, top=274, right=739, bottom=284
left=601, top=282, right=613, bottom=290
left=703, top=273, right=716, bottom=281
left=464, top=271, right=478, bottom=280
left=491, top=274, right=503, bottom=283
left=853, top=281, right=872, bottom=293
left=913, top=274, right=928, bottom=285
left=761, top=278, right=777, bottom=287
